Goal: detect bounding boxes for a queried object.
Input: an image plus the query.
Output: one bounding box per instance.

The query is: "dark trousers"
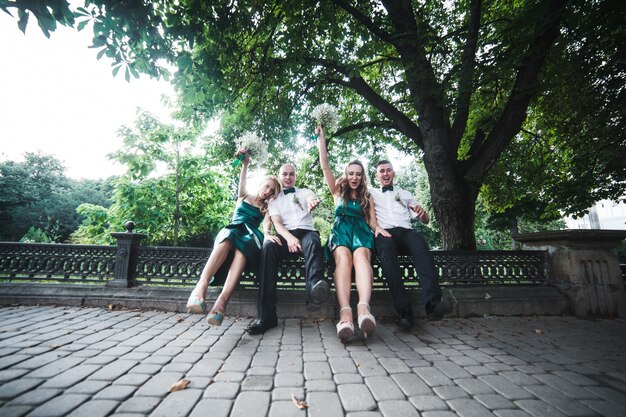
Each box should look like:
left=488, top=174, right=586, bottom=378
left=375, top=227, right=441, bottom=317
left=257, top=229, right=324, bottom=320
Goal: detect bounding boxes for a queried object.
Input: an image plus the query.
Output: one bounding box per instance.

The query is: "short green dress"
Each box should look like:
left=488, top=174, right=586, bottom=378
left=210, top=200, right=264, bottom=286
left=327, top=199, right=375, bottom=253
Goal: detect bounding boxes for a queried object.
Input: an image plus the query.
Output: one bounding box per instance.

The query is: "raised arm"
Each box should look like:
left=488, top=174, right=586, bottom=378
left=316, top=126, right=338, bottom=195
left=237, top=154, right=250, bottom=199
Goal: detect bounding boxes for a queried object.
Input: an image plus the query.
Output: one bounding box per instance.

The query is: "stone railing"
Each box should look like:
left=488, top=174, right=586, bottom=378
left=0, top=242, right=117, bottom=283
left=0, top=239, right=550, bottom=289
left=3, top=226, right=625, bottom=318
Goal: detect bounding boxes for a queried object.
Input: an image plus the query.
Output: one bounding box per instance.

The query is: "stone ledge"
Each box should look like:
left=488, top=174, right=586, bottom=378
left=0, top=283, right=570, bottom=319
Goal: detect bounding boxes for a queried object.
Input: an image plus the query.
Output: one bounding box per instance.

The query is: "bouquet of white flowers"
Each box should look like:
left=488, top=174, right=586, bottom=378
left=311, top=103, right=339, bottom=137
left=232, top=132, right=268, bottom=166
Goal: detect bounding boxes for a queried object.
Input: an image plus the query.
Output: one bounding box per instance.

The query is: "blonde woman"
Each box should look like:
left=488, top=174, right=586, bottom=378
left=186, top=154, right=281, bottom=325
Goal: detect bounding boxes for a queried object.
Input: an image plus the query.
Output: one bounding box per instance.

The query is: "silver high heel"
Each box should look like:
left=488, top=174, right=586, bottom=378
left=357, top=302, right=376, bottom=338
left=336, top=306, right=354, bottom=343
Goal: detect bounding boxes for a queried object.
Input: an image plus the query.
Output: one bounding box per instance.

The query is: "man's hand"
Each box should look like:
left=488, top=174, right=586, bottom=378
left=409, top=204, right=430, bottom=224
left=285, top=235, right=302, bottom=253
left=374, top=225, right=392, bottom=238
left=307, top=197, right=321, bottom=213
left=265, top=235, right=282, bottom=245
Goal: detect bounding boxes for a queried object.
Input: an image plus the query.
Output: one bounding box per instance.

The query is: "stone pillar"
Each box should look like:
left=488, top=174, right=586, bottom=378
left=107, top=222, right=146, bottom=288
left=514, top=230, right=626, bottom=318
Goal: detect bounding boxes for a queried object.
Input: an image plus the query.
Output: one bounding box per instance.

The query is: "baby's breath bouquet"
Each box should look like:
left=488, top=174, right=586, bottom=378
left=311, top=103, right=339, bottom=138
left=232, top=132, right=268, bottom=167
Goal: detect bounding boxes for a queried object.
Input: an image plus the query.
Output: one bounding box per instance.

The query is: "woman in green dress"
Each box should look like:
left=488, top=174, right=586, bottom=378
left=317, top=126, right=390, bottom=342
left=186, top=154, right=281, bottom=325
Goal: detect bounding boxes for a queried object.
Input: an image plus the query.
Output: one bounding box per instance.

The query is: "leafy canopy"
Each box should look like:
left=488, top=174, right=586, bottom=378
left=4, top=0, right=624, bottom=249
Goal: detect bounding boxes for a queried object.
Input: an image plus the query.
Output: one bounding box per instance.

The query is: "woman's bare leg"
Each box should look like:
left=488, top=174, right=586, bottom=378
left=189, top=240, right=233, bottom=302
left=353, top=247, right=373, bottom=316
left=210, top=249, right=246, bottom=313
left=333, top=246, right=354, bottom=323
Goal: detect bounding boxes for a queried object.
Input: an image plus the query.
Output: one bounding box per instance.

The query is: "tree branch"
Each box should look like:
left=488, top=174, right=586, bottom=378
left=451, top=0, right=482, bottom=148
left=381, top=0, right=452, bottom=142
left=466, top=0, right=568, bottom=184
left=344, top=76, right=424, bottom=149
left=334, top=120, right=397, bottom=137
left=330, top=0, right=392, bottom=43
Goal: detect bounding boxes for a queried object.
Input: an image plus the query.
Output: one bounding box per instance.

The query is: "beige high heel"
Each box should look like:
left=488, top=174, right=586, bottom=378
left=186, top=289, right=207, bottom=314
left=357, top=302, right=376, bottom=338
left=336, top=306, right=354, bottom=343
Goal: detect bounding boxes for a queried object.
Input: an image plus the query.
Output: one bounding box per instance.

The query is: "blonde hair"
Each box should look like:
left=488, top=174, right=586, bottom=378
left=258, top=176, right=281, bottom=214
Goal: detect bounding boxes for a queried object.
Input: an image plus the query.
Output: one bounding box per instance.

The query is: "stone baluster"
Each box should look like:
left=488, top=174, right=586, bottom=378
left=107, top=221, right=146, bottom=288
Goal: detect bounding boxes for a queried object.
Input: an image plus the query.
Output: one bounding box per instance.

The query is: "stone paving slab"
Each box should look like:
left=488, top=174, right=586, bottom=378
left=0, top=306, right=625, bottom=417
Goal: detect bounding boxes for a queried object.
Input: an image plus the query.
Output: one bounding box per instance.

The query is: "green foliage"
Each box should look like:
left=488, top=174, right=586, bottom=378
left=105, top=169, right=232, bottom=246
left=0, top=0, right=75, bottom=37
left=474, top=195, right=567, bottom=250
left=20, top=226, right=57, bottom=243
left=70, top=203, right=118, bottom=245
left=0, top=152, right=112, bottom=242
left=313, top=216, right=332, bottom=245
left=480, top=0, right=625, bottom=221
left=5, top=0, right=624, bottom=249
left=72, top=110, right=233, bottom=246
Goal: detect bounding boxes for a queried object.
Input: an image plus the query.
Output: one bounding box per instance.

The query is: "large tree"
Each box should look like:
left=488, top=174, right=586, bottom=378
left=4, top=0, right=623, bottom=249
left=103, top=110, right=233, bottom=246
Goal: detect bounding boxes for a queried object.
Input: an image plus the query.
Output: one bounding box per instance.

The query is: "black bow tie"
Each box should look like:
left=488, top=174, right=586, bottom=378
left=382, top=185, right=394, bottom=192
left=283, top=188, right=296, bottom=195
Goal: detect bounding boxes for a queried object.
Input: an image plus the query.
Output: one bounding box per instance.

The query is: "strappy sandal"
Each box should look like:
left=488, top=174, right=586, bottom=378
left=186, top=289, right=207, bottom=314
left=207, top=310, right=224, bottom=326
left=336, top=306, right=354, bottom=343
left=357, top=302, right=376, bottom=338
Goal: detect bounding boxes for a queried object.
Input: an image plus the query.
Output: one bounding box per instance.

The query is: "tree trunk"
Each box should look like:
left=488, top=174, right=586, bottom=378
left=428, top=175, right=478, bottom=250
left=174, top=152, right=181, bottom=247
left=423, top=141, right=478, bottom=250
left=508, top=217, right=520, bottom=250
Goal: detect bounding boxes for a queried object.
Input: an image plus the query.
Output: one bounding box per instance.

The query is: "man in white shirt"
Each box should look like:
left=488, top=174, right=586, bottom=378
left=245, top=163, right=329, bottom=335
left=371, top=160, right=452, bottom=329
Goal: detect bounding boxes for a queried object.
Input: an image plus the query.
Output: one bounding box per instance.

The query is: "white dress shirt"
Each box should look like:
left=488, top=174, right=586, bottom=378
left=370, top=187, right=418, bottom=230
left=268, top=188, right=317, bottom=231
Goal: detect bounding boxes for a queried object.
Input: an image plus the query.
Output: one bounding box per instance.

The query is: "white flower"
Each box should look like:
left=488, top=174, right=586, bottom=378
left=311, top=103, right=339, bottom=134
left=235, top=132, right=268, bottom=163
left=394, top=192, right=405, bottom=208
left=292, top=194, right=304, bottom=211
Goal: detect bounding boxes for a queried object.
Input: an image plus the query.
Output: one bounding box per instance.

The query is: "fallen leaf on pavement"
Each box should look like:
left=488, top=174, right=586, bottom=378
left=176, top=316, right=185, bottom=323
left=169, top=379, right=191, bottom=392
left=291, top=394, right=308, bottom=410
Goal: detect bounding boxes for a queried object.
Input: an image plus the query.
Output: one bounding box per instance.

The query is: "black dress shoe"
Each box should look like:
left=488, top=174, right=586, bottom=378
left=307, top=279, right=330, bottom=310
left=426, top=295, right=453, bottom=321
left=245, top=318, right=278, bottom=335
left=397, top=315, right=414, bottom=330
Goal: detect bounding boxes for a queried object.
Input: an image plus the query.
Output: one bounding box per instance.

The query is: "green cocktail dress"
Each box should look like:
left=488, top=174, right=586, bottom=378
left=210, top=199, right=264, bottom=286
left=327, top=199, right=374, bottom=253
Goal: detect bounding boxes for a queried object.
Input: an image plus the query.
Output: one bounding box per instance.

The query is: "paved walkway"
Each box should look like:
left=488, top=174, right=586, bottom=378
left=0, top=306, right=625, bottom=417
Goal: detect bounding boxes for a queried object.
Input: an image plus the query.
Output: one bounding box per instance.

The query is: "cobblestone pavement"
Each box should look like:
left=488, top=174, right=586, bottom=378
left=1, top=306, right=625, bottom=417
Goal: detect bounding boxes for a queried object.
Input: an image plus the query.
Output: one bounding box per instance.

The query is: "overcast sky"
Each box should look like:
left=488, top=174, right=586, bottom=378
left=0, top=12, right=176, bottom=180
